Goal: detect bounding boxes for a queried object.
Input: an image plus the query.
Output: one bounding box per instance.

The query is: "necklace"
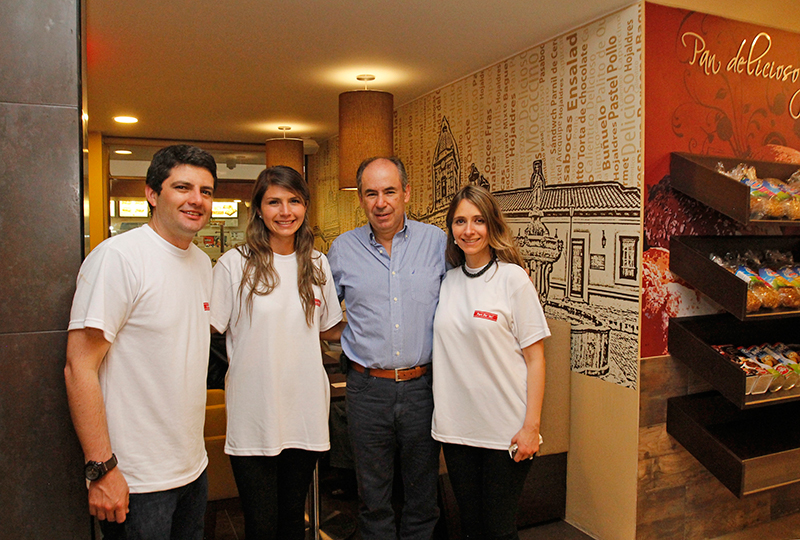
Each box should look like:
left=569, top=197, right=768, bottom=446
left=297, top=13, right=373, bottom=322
left=462, top=256, right=496, bottom=279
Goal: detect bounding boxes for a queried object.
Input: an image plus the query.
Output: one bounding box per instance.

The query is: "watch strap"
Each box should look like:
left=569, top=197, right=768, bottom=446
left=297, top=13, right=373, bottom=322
left=85, top=453, right=118, bottom=481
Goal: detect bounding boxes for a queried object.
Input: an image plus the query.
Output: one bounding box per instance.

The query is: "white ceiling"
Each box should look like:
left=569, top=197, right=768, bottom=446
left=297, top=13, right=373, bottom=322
left=87, top=0, right=637, bottom=148
left=87, top=0, right=800, bottom=153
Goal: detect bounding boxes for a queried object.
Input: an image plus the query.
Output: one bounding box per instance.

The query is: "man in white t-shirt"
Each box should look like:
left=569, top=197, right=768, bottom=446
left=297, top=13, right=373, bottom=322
left=64, top=145, right=217, bottom=540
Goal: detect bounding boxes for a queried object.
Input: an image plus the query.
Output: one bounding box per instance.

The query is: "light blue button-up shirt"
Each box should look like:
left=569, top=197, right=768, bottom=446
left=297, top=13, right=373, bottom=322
left=328, top=217, right=447, bottom=370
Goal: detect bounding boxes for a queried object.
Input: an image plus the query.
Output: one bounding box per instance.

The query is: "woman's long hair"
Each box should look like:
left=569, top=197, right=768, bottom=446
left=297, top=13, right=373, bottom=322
left=237, top=166, right=325, bottom=326
left=445, top=184, right=525, bottom=269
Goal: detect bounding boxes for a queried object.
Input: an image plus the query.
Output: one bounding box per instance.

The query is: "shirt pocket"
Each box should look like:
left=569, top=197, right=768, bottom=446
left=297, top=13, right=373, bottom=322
left=409, top=267, right=442, bottom=305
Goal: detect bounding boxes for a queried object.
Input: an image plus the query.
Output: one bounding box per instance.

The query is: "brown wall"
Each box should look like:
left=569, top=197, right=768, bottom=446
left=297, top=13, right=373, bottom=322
left=0, top=0, right=89, bottom=537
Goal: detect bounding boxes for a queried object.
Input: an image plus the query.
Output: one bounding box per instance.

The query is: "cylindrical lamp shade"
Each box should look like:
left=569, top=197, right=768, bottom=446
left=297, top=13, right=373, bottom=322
left=265, top=138, right=305, bottom=175
left=338, top=90, right=393, bottom=190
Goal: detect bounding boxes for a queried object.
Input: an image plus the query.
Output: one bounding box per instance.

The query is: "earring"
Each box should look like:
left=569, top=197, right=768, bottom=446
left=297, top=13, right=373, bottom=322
left=454, top=240, right=458, bottom=245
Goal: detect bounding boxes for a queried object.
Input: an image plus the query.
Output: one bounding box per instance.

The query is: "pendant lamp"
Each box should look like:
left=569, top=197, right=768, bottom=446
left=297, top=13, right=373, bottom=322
left=266, top=126, right=304, bottom=174
left=338, top=75, right=393, bottom=190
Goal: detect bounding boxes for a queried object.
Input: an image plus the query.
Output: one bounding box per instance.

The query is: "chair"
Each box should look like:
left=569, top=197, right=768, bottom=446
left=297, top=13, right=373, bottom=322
left=203, top=389, right=239, bottom=539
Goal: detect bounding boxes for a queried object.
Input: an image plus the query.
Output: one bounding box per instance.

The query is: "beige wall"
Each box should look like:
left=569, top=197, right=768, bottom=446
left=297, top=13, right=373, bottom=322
left=568, top=374, right=639, bottom=539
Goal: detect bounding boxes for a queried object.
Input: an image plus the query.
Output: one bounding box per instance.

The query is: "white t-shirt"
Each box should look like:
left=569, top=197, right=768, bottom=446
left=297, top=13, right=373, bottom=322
left=431, top=261, right=550, bottom=450
left=210, top=248, right=342, bottom=456
left=68, top=225, right=211, bottom=493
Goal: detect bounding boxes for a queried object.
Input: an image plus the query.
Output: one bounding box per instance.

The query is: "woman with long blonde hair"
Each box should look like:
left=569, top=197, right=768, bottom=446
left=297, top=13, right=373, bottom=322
left=432, top=184, right=549, bottom=540
left=211, top=166, right=343, bottom=539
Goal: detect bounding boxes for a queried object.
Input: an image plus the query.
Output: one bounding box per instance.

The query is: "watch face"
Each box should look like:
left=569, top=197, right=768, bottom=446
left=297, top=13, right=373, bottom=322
left=85, top=463, right=101, bottom=481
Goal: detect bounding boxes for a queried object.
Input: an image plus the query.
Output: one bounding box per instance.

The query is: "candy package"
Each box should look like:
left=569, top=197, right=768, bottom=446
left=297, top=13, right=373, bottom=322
left=716, top=163, right=800, bottom=220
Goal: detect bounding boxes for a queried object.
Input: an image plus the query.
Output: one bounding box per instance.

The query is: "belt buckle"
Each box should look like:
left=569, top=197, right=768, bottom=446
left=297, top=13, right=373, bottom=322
left=394, top=368, right=403, bottom=382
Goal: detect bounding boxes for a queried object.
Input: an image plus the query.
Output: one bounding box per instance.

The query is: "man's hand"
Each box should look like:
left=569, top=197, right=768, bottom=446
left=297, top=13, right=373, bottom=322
left=88, top=467, right=129, bottom=522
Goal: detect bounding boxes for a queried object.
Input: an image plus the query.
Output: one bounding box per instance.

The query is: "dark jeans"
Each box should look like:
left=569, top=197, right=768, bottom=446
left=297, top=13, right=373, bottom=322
left=229, top=449, right=322, bottom=540
left=346, top=367, right=440, bottom=540
left=99, top=469, right=207, bottom=540
left=442, top=444, right=533, bottom=540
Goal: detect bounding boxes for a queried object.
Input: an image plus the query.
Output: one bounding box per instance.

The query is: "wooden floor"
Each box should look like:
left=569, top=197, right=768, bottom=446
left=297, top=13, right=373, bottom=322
left=708, top=512, right=800, bottom=540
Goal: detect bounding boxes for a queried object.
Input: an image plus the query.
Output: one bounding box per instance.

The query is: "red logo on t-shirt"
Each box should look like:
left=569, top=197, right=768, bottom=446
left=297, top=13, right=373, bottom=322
left=203, top=302, right=210, bottom=312
left=473, top=310, right=498, bottom=321
left=314, top=298, right=322, bottom=307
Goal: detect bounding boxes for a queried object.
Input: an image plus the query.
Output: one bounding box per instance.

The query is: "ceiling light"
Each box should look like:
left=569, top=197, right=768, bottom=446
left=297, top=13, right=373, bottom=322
left=325, top=67, right=407, bottom=87
left=113, top=116, right=138, bottom=124
left=114, top=149, right=132, bottom=155
left=338, top=75, right=393, bottom=190
left=266, top=126, right=304, bottom=174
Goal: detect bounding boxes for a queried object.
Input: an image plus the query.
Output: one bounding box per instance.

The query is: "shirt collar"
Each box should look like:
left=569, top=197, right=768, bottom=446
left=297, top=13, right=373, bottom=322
left=368, top=214, right=409, bottom=246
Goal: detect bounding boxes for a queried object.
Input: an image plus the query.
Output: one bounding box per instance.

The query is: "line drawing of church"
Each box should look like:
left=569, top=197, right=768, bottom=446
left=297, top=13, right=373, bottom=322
left=416, top=116, right=641, bottom=389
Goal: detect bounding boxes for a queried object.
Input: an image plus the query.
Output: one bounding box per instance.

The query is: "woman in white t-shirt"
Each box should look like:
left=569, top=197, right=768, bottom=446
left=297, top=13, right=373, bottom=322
left=211, top=166, right=344, bottom=540
left=432, top=184, right=550, bottom=540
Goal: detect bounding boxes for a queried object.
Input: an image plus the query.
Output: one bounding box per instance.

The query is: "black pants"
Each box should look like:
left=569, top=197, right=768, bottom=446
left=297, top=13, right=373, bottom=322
left=442, top=443, right=533, bottom=540
left=229, top=450, right=322, bottom=540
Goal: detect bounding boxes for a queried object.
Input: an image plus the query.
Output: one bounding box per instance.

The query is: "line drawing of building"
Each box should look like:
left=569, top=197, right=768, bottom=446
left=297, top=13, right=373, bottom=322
left=416, top=116, right=642, bottom=388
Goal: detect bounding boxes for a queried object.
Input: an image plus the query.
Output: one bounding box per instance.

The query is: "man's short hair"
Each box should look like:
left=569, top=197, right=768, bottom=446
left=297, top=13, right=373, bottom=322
left=146, top=145, right=218, bottom=196
left=356, top=156, right=408, bottom=193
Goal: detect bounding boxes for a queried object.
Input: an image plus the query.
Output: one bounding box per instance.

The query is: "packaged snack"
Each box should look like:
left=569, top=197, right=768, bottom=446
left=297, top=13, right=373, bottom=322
left=746, top=290, right=763, bottom=313
left=735, top=265, right=781, bottom=309
left=742, top=175, right=793, bottom=219
left=738, top=346, right=785, bottom=392
left=758, top=267, right=800, bottom=308
left=770, top=343, right=800, bottom=364
left=746, top=345, right=799, bottom=389
left=713, top=345, right=771, bottom=394
left=787, top=198, right=800, bottom=220
left=761, top=251, right=800, bottom=308
left=717, top=163, right=800, bottom=220
left=789, top=169, right=800, bottom=188
left=709, top=253, right=728, bottom=269
left=764, top=250, right=796, bottom=268
left=763, top=343, right=800, bottom=374
left=776, top=267, right=800, bottom=287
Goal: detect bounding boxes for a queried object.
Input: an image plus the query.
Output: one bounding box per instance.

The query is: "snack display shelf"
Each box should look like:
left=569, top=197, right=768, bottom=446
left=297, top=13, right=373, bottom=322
left=667, top=391, right=800, bottom=497
left=669, top=235, right=800, bottom=321
left=670, top=152, right=800, bottom=226
left=669, top=314, right=800, bottom=409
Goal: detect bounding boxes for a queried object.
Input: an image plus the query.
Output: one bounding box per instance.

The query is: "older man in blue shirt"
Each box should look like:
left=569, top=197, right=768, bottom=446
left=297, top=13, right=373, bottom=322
left=328, top=156, right=447, bottom=540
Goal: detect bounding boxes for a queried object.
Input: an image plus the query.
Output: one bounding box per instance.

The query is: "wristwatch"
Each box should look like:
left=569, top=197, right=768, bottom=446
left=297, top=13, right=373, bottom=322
left=84, top=454, right=118, bottom=482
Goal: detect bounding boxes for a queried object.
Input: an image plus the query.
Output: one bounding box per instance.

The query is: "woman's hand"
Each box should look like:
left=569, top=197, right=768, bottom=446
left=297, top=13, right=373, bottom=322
left=512, top=340, right=546, bottom=462
left=510, top=426, right=540, bottom=462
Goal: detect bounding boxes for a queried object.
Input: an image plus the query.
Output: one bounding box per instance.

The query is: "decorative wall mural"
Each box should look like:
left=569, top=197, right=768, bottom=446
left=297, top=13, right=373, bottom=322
left=310, top=4, right=643, bottom=388
left=412, top=115, right=640, bottom=387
